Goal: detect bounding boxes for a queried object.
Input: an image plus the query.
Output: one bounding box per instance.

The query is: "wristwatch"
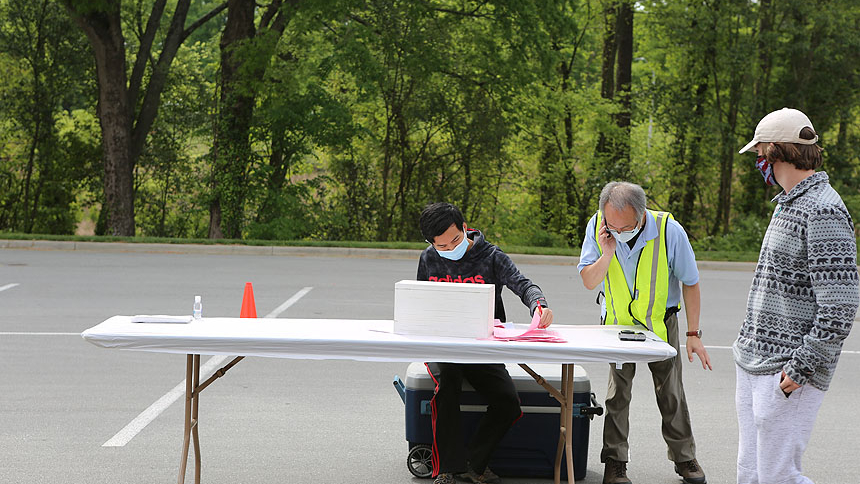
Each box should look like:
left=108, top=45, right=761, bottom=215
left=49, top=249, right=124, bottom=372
left=686, top=329, right=702, bottom=338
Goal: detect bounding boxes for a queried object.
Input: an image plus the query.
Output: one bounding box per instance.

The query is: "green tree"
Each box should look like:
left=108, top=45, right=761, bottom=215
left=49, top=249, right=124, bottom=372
left=62, top=0, right=227, bottom=235
left=0, top=0, right=94, bottom=234
left=134, top=41, right=217, bottom=238
left=208, top=0, right=297, bottom=239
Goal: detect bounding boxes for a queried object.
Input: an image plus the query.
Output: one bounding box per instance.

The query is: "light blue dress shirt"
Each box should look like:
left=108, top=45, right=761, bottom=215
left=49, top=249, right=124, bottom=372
left=577, top=211, right=699, bottom=317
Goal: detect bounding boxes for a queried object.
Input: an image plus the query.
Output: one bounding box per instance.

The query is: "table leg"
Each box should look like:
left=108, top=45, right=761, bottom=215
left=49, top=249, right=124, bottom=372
left=553, top=390, right=565, bottom=484
left=564, top=363, right=575, bottom=484
left=549, top=364, right=576, bottom=484
left=178, top=355, right=192, bottom=484
left=192, top=354, right=201, bottom=484
left=177, top=355, right=202, bottom=484
left=175, top=355, right=244, bottom=484
left=520, top=363, right=575, bottom=484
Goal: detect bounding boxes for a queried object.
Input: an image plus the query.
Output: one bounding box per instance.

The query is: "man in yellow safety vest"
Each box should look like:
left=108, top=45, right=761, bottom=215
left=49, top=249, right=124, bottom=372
left=578, top=181, right=712, bottom=484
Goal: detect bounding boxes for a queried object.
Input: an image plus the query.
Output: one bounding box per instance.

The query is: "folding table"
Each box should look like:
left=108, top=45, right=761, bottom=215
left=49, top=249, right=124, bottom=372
left=82, top=316, right=676, bottom=484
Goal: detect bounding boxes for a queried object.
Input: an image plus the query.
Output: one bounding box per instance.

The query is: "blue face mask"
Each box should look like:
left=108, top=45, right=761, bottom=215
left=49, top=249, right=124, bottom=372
left=435, top=231, right=469, bottom=261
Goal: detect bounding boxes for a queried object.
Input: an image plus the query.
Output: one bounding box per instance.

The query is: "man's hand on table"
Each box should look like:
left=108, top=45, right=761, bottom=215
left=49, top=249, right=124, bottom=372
left=538, top=308, right=553, bottom=328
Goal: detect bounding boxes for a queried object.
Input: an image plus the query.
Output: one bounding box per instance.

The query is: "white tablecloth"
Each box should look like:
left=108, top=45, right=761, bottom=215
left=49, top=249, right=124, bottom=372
left=82, top=316, right=676, bottom=365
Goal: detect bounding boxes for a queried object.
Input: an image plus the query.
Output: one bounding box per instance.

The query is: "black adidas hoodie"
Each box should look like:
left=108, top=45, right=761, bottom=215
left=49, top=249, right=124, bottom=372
left=416, top=228, right=548, bottom=322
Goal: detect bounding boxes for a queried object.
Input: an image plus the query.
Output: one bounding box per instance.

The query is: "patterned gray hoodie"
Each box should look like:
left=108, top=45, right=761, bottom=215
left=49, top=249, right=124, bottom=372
left=733, top=172, right=859, bottom=391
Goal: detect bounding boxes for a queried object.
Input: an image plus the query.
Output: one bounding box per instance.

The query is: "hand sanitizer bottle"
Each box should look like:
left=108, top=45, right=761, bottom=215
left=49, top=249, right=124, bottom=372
left=193, top=296, right=202, bottom=320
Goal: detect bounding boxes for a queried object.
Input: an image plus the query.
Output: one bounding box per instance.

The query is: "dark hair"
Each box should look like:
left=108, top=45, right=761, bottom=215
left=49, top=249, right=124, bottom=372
left=419, top=202, right=465, bottom=243
left=766, top=127, right=823, bottom=170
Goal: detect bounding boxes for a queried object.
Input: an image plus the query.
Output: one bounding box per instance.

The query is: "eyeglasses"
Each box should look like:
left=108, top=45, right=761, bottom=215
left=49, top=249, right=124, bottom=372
left=605, top=220, right=639, bottom=233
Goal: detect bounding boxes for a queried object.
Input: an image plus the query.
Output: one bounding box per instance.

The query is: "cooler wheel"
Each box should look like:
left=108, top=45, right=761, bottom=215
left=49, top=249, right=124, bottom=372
left=407, top=444, right=433, bottom=478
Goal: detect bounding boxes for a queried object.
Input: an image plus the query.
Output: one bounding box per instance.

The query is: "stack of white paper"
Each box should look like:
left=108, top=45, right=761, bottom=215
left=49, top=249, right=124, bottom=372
left=393, top=280, right=494, bottom=339
left=131, top=315, right=193, bottom=324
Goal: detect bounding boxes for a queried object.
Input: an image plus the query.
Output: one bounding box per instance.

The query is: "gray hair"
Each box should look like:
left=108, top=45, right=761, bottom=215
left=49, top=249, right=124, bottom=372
left=598, top=181, right=647, bottom=221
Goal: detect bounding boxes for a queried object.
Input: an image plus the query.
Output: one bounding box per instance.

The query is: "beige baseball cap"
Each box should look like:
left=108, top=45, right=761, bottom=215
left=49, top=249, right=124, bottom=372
left=738, top=107, right=819, bottom=154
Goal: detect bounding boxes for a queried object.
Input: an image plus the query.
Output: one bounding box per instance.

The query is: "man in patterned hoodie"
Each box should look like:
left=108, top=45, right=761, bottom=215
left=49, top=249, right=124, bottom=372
left=734, top=108, right=859, bottom=484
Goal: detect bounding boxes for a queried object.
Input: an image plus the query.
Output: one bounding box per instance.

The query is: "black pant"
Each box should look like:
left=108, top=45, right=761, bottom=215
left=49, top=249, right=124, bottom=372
left=425, top=362, right=522, bottom=476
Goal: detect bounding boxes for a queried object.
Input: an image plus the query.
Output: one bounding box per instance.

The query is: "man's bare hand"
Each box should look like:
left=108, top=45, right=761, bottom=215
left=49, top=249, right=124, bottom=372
left=780, top=371, right=801, bottom=395
left=538, top=308, right=554, bottom=328
left=686, top=336, right=712, bottom=370
left=598, top=220, right=617, bottom=255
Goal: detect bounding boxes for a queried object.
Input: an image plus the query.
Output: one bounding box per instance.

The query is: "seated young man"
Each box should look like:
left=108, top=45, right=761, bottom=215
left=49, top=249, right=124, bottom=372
left=417, top=202, right=553, bottom=484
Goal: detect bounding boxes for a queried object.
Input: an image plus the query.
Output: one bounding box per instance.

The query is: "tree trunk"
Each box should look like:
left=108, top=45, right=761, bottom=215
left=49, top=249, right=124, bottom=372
left=681, top=82, right=708, bottom=226
left=612, top=0, right=633, bottom=177
left=668, top=126, right=687, bottom=215
left=600, top=0, right=617, bottom=101
left=72, top=4, right=136, bottom=236
left=462, top=153, right=471, bottom=221
left=377, top=98, right=395, bottom=241
left=22, top=116, right=42, bottom=233
left=539, top=140, right=555, bottom=231
left=561, top=58, right=574, bottom=154
left=65, top=0, right=227, bottom=236
left=392, top=103, right=414, bottom=240
left=208, top=198, right=223, bottom=239
left=595, top=0, right=617, bottom=180
left=210, top=0, right=256, bottom=239
left=739, top=0, right=773, bottom=217
left=714, top=77, right=740, bottom=236
left=209, top=0, right=291, bottom=239
left=831, top=110, right=850, bottom=180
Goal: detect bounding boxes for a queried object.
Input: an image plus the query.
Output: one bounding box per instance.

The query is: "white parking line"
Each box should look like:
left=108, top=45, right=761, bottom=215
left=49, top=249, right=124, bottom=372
left=0, top=332, right=79, bottom=336
left=268, top=286, right=314, bottom=317
left=102, top=286, right=314, bottom=447
left=102, top=356, right=226, bottom=447
left=0, top=283, right=20, bottom=292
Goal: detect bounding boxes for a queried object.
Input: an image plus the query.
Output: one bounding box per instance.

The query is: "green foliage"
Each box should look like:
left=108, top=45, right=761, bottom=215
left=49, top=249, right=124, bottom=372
left=246, top=182, right=317, bottom=240
left=0, top=0, right=94, bottom=233
left=1, top=0, right=858, bottom=252
left=134, top=39, right=216, bottom=238
left=692, top=214, right=770, bottom=253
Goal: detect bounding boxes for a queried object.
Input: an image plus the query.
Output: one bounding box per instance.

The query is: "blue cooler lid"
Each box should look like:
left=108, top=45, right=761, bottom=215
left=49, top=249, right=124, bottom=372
left=404, top=362, right=590, bottom=393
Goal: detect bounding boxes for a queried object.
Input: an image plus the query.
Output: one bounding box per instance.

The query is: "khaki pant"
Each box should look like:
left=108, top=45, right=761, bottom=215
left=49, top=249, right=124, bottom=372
left=600, top=313, right=697, bottom=463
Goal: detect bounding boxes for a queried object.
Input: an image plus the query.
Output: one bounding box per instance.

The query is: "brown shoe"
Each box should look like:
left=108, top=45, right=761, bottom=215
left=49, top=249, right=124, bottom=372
left=603, top=458, right=632, bottom=484
left=674, top=459, right=706, bottom=484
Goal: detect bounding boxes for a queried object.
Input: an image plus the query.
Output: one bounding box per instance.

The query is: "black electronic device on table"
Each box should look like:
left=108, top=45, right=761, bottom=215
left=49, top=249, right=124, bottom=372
left=618, top=329, right=646, bottom=342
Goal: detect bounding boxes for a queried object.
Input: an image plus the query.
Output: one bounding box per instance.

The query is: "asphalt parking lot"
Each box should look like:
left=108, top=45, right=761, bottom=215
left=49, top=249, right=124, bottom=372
left=1, top=243, right=857, bottom=484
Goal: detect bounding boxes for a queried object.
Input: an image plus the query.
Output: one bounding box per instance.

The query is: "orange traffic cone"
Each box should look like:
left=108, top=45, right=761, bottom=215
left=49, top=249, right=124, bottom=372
left=240, top=282, right=257, bottom=318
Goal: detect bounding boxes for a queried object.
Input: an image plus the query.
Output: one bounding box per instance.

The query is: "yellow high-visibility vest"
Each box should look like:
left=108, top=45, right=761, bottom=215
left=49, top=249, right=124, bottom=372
left=595, top=210, right=678, bottom=342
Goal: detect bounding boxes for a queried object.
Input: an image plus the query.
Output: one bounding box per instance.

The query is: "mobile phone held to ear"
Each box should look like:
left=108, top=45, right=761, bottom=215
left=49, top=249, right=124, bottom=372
left=618, top=329, right=646, bottom=342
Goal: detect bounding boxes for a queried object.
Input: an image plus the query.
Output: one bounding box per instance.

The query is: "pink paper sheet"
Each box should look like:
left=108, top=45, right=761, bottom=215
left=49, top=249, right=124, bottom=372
left=492, top=312, right=567, bottom=343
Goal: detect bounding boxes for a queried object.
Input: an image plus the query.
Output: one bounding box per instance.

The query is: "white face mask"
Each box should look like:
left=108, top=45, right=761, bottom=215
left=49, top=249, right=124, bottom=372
left=610, top=224, right=640, bottom=244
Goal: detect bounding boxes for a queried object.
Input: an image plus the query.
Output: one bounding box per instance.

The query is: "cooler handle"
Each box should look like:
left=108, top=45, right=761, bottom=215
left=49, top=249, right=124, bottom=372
left=582, top=392, right=604, bottom=419
left=392, top=375, right=406, bottom=403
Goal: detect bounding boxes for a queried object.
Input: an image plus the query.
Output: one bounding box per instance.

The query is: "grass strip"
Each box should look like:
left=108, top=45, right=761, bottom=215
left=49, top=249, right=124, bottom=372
left=0, top=232, right=772, bottom=261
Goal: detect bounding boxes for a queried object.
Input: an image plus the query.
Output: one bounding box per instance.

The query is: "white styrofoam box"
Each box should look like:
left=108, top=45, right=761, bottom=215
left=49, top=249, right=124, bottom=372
left=394, top=280, right=495, bottom=339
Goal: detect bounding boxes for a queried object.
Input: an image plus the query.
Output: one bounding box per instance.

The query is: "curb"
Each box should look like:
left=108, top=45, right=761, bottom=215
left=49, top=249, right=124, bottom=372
left=0, top=239, right=765, bottom=270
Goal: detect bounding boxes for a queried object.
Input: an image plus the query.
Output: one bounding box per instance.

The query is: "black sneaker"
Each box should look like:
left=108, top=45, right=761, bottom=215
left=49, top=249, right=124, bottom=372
left=456, top=466, right=501, bottom=483
left=674, top=459, right=706, bottom=484
left=434, top=473, right=456, bottom=484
